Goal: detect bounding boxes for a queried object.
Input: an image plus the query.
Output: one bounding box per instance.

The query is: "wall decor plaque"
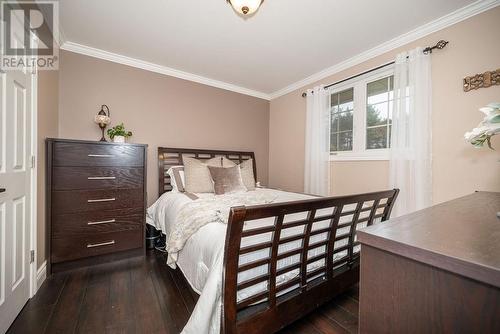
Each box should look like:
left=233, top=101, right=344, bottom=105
left=463, top=69, right=500, bottom=92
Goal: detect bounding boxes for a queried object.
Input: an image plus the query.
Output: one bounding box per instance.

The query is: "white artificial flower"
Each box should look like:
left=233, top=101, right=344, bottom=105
left=485, top=123, right=500, bottom=135
left=479, top=106, right=494, bottom=116
left=464, top=103, right=500, bottom=149
left=479, top=104, right=500, bottom=123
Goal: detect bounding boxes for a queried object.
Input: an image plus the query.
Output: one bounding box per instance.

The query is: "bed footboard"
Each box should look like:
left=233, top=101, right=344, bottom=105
left=222, top=189, right=399, bottom=334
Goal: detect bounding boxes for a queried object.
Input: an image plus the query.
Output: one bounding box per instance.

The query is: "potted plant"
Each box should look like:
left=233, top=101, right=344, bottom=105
left=107, top=123, right=133, bottom=143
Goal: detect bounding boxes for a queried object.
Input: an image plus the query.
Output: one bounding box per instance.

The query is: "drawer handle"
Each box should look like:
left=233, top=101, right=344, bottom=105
left=87, top=240, right=115, bottom=248
left=87, top=198, right=116, bottom=203
left=88, top=219, right=116, bottom=225
left=87, top=176, right=116, bottom=180
left=88, top=154, right=114, bottom=158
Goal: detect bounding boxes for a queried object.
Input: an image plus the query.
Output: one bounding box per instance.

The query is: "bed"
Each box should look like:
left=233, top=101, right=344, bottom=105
left=148, top=147, right=399, bottom=334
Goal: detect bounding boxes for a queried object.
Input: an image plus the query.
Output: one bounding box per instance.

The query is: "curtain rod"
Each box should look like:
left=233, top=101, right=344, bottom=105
left=301, top=40, right=448, bottom=98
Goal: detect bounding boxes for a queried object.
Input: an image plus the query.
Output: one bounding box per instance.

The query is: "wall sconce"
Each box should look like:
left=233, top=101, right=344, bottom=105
left=94, top=105, right=111, bottom=142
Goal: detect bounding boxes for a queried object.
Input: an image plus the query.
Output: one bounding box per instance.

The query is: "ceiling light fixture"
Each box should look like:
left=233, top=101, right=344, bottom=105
left=227, top=0, right=264, bottom=16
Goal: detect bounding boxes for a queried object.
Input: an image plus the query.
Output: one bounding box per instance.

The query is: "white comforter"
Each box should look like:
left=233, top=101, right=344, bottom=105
left=147, top=189, right=356, bottom=334
left=165, top=191, right=279, bottom=267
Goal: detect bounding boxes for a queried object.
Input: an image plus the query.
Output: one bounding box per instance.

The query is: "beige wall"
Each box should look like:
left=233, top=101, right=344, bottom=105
left=37, top=70, right=59, bottom=266
left=35, top=6, right=500, bottom=268
left=58, top=50, right=270, bottom=205
left=269, top=7, right=500, bottom=204
left=331, top=161, right=390, bottom=197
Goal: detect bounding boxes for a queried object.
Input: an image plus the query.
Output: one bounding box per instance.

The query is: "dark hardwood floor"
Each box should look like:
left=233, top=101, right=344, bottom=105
left=8, top=250, right=359, bottom=334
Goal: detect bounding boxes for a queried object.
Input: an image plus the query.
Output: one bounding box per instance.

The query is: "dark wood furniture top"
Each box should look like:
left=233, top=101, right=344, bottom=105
left=46, top=138, right=148, bottom=273
left=7, top=250, right=360, bottom=334
left=157, top=147, right=256, bottom=196
left=358, top=192, right=500, bottom=334
left=47, top=137, right=148, bottom=147
left=358, top=191, right=500, bottom=288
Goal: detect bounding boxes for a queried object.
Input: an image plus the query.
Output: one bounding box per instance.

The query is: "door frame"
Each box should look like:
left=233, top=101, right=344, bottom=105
left=0, top=12, right=39, bottom=330
left=29, top=42, right=38, bottom=297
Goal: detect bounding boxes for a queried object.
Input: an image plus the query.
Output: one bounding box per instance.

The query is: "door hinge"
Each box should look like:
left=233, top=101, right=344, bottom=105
left=30, top=250, right=35, bottom=264
left=31, top=155, right=35, bottom=169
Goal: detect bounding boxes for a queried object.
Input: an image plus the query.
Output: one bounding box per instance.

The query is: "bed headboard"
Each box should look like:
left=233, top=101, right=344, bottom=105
left=158, top=147, right=257, bottom=196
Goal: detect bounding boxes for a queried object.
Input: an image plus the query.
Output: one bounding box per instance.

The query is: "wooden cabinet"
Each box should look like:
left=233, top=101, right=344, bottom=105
left=357, top=192, right=500, bottom=333
left=47, top=138, right=147, bottom=272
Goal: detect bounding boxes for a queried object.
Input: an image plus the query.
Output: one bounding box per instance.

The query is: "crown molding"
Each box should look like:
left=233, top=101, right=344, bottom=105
left=269, top=0, right=500, bottom=100
left=60, top=41, right=271, bottom=101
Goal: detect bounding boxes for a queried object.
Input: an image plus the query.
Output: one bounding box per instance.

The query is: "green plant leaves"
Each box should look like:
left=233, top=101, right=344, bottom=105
left=107, top=123, right=133, bottom=139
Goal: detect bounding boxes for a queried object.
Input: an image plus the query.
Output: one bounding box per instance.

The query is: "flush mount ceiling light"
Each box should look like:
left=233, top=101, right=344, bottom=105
left=227, top=0, right=264, bottom=16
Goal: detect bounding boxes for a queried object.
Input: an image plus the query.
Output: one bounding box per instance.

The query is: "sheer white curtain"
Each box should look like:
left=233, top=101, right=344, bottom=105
left=304, top=86, right=330, bottom=196
left=390, top=47, right=432, bottom=217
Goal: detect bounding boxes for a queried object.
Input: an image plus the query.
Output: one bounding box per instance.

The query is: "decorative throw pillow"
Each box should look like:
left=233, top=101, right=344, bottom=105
left=183, top=156, right=222, bottom=193
left=207, top=165, right=247, bottom=195
left=220, top=158, right=256, bottom=191
left=240, top=159, right=256, bottom=191
left=167, top=166, right=185, bottom=192
left=221, top=157, right=236, bottom=168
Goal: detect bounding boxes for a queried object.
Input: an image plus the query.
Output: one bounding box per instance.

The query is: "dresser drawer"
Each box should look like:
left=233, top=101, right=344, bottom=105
left=52, top=167, right=144, bottom=190
left=52, top=207, right=143, bottom=237
left=51, top=230, right=143, bottom=263
left=51, top=189, right=144, bottom=215
left=53, top=142, right=144, bottom=167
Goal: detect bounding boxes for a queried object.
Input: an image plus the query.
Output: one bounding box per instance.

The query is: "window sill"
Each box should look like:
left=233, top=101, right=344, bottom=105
left=329, top=150, right=389, bottom=161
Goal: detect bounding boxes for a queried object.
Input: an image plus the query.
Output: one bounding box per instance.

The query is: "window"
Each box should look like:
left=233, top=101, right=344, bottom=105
left=330, top=88, right=354, bottom=152
left=366, top=76, right=393, bottom=149
left=329, top=68, right=394, bottom=160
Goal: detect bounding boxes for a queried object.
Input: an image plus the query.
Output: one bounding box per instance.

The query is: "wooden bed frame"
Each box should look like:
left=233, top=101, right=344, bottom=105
left=158, top=147, right=399, bottom=334
left=158, top=147, right=257, bottom=196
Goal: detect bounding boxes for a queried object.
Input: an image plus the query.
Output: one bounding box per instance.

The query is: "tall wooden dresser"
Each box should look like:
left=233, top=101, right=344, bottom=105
left=46, top=138, right=147, bottom=273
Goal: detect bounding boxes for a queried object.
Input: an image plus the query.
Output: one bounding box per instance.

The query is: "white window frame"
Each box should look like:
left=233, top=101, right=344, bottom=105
left=328, top=65, right=394, bottom=161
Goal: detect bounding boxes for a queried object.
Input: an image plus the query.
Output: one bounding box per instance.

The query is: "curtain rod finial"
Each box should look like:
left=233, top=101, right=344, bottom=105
left=423, top=40, right=449, bottom=54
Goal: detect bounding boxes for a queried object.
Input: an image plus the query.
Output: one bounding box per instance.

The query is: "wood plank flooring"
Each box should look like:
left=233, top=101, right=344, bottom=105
left=8, top=250, right=359, bottom=334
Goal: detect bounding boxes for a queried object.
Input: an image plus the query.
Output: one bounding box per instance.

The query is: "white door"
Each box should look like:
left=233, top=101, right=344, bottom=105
left=0, top=25, right=34, bottom=334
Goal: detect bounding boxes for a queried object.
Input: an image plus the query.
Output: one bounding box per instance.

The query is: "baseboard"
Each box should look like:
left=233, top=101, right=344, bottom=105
left=50, top=248, right=144, bottom=273
left=36, top=261, right=47, bottom=292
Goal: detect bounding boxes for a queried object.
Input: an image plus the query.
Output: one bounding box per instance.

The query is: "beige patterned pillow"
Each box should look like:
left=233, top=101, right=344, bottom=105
left=240, top=159, right=256, bottom=191
left=221, top=157, right=236, bottom=167
left=208, top=165, right=247, bottom=195
left=183, top=156, right=222, bottom=193
left=220, top=157, right=256, bottom=191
